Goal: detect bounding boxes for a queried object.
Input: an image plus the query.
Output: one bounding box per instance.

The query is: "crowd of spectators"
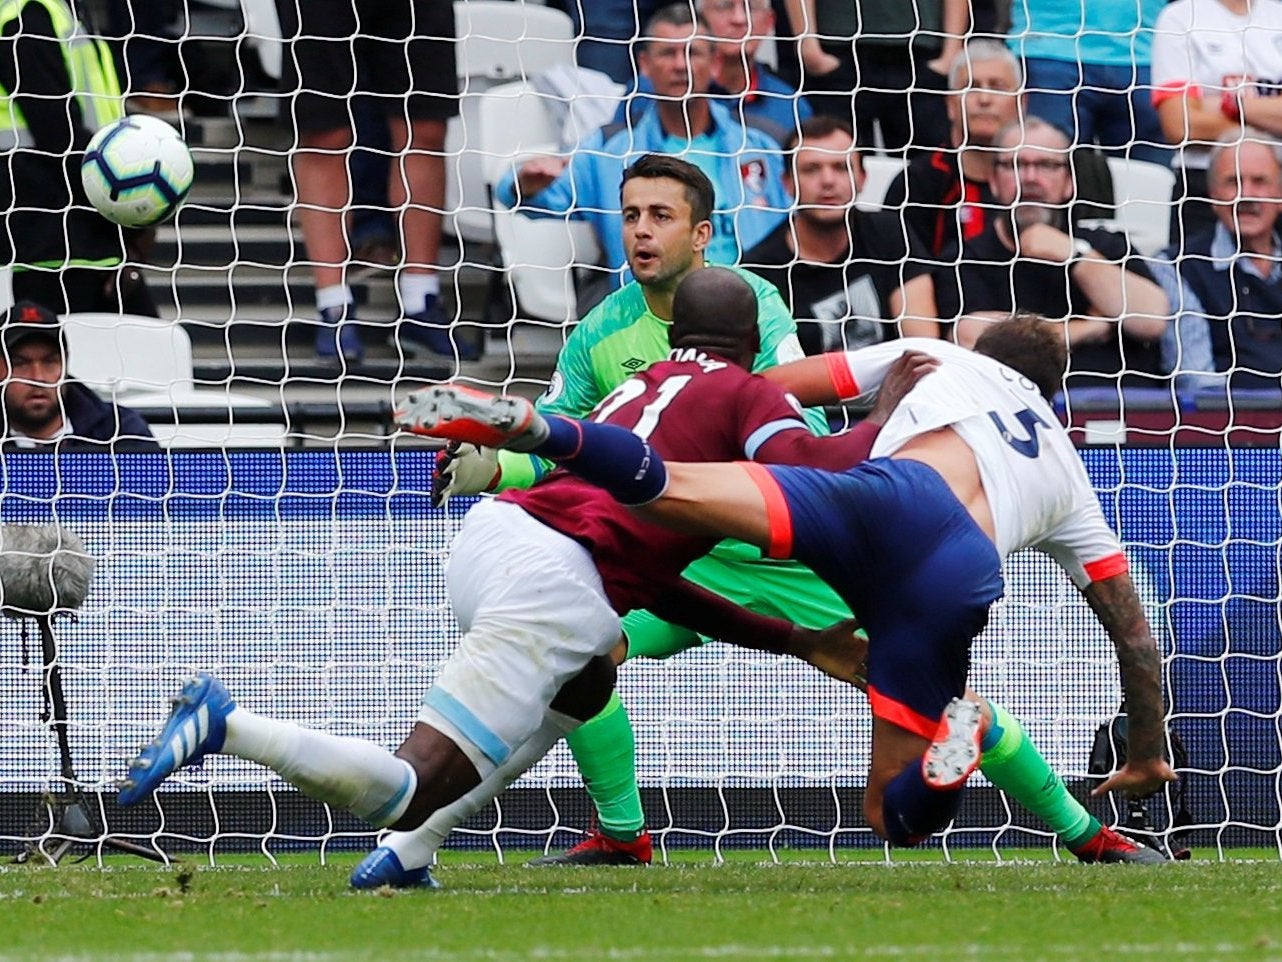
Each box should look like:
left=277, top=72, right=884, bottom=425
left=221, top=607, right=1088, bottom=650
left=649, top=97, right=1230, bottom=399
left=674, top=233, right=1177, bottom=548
left=512, top=0, right=1282, bottom=407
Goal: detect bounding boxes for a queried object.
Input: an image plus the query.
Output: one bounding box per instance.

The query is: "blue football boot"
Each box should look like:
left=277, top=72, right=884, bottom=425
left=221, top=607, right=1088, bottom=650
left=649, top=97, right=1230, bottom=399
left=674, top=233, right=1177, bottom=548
left=118, top=672, right=234, bottom=807
left=350, top=846, right=441, bottom=890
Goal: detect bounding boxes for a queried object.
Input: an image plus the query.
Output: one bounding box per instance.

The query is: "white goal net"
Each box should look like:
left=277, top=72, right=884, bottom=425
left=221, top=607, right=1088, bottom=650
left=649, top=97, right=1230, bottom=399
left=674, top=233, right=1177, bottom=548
left=0, top=1, right=1278, bottom=863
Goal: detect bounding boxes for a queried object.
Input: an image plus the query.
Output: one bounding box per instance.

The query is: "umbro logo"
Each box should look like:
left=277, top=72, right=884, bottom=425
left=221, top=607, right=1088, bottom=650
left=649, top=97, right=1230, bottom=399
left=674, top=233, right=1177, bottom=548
left=622, top=357, right=646, bottom=371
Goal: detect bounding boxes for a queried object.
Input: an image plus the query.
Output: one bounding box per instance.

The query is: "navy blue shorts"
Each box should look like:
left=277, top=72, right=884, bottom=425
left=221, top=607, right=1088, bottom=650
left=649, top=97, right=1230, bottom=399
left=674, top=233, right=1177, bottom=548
left=745, top=458, right=1004, bottom=737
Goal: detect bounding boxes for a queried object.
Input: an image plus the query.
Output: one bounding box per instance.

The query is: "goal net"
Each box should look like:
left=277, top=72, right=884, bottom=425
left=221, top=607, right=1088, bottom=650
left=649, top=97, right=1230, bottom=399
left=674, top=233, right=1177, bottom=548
left=0, top=2, right=1278, bottom=863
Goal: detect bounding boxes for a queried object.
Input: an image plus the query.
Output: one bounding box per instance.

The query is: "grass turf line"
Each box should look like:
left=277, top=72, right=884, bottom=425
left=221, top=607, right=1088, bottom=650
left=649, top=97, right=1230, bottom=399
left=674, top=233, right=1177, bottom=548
left=0, top=852, right=1279, bottom=962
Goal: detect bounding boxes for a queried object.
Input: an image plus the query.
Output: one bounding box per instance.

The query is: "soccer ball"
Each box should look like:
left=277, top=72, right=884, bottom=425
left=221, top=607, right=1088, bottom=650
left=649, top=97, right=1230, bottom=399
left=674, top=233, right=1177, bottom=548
left=80, top=115, right=194, bottom=228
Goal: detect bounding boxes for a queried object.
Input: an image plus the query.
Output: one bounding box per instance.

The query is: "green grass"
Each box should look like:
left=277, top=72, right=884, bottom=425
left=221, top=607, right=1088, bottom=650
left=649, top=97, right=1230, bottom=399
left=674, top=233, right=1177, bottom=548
left=0, top=850, right=1280, bottom=961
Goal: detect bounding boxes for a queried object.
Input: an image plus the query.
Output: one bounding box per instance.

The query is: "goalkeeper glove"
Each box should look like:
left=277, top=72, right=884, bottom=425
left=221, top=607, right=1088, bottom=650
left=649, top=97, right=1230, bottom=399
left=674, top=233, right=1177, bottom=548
left=432, top=442, right=501, bottom=506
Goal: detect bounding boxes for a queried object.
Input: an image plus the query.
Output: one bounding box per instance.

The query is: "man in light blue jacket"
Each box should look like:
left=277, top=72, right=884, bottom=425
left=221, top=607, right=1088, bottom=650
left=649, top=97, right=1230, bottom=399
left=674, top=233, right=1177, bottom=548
left=493, top=3, right=788, bottom=289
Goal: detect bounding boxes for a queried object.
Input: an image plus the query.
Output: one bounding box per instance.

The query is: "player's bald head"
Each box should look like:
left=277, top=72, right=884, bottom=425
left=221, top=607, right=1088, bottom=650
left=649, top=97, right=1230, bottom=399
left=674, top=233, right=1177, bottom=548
left=669, top=267, right=760, bottom=358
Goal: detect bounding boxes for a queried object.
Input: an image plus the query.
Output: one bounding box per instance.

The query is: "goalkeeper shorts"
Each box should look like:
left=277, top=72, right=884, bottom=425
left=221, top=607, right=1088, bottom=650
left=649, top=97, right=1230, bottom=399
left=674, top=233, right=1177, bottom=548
left=421, top=499, right=621, bottom=774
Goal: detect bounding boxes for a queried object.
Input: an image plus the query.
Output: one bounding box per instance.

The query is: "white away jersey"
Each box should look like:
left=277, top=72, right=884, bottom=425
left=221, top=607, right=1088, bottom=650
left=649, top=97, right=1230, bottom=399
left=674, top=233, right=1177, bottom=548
left=1151, top=0, right=1282, bottom=169
left=838, top=339, right=1126, bottom=586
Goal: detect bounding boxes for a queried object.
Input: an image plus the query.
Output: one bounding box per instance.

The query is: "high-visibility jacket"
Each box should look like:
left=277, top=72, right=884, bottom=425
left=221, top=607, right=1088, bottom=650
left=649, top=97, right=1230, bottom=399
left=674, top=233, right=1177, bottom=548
left=0, top=0, right=123, bottom=149
left=0, top=0, right=127, bottom=274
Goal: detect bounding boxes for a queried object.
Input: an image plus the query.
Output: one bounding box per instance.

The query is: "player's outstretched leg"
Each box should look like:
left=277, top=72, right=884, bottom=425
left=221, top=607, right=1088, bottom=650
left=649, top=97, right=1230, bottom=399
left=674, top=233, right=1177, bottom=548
left=396, top=386, right=669, bottom=505
left=976, top=699, right=1166, bottom=864
left=922, top=697, right=983, bottom=790
left=121, top=673, right=428, bottom=832
left=350, top=710, right=580, bottom=889
left=119, top=672, right=234, bottom=806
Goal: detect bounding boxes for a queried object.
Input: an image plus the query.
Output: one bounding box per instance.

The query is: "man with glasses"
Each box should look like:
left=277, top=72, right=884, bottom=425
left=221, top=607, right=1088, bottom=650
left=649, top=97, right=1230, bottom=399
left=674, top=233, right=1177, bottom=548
left=931, top=117, right=1169, bottom=391
left=883, top=40, right=1024, bottom=264
left=1151, top=131, right=1282, bottom=396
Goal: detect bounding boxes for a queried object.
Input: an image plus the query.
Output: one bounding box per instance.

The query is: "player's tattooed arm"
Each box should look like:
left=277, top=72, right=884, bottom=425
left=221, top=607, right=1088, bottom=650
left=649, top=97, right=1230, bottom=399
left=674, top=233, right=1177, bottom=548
left=1082, top=572, right=1178, bottom=797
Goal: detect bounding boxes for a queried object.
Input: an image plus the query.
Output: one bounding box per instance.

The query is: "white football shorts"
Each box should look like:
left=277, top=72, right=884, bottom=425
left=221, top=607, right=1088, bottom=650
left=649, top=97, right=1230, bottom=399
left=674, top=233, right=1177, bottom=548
left=420, top=498, right=621, bottom=776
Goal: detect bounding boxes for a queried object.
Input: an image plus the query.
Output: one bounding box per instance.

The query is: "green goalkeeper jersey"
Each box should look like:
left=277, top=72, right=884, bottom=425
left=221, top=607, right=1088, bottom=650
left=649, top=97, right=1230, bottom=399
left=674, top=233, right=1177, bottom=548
left=494, top=265, right=826, bottom=491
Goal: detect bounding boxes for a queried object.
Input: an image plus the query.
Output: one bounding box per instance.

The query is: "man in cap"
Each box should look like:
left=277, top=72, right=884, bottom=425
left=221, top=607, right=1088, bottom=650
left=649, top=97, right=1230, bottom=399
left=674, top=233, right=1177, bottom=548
left=1, top=301, right=157, bottom=451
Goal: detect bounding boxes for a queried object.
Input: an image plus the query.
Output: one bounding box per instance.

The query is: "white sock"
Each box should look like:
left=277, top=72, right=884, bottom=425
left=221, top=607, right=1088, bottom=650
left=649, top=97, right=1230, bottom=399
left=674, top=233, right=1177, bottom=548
left=222, top=707, right=416, bottom=827
left=397, top=272, right=439, bottom=315
left=379, top=709, right=580, bottom=870
left=316, top=284, right=353, bottom=312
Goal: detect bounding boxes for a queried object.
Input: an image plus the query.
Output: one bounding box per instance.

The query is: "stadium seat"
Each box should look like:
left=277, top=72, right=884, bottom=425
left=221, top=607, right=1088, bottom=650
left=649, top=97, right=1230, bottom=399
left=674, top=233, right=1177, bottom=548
left=446, top=1, right=577, bottom=244
left=856, top=155, right=906, bottom=213
left=1077, top=157, right=1176, bottom=257
left=476, top=81, right=603, bottom=324
left=61, top=313, right=287, bottom=448
left=239, top=0, right=283, bottom=82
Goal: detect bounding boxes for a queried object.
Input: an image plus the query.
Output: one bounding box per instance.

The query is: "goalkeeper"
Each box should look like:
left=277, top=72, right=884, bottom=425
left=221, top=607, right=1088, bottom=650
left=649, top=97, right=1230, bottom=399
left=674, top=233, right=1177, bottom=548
left=433, top=154, right=1162, bottom=866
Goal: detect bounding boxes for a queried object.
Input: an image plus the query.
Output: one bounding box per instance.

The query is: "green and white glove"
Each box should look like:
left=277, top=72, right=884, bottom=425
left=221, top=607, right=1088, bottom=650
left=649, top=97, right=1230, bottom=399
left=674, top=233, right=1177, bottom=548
left=431, top=442, right=501, bottom=507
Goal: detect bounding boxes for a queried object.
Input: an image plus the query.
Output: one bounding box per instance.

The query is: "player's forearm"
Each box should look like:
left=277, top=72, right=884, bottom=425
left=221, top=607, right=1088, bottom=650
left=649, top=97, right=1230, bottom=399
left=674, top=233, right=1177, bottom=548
left=760, top=419, right=881, bottom=470
left=1084, top=574, right=1167, bottom=763
left=761, top=353, right=857, bottom=406
left=648, top=579, right=794, bottom=654
left=1115, top=631, right=1166, bottom=763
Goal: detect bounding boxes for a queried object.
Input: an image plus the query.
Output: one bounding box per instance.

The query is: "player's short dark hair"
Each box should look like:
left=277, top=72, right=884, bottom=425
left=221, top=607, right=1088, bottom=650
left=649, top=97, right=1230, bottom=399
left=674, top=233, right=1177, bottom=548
left=621, top=153, right=716, bottom=227
left=972, top=312, right=1067, bottom=401
left=669, top=267, right=760, bottom=356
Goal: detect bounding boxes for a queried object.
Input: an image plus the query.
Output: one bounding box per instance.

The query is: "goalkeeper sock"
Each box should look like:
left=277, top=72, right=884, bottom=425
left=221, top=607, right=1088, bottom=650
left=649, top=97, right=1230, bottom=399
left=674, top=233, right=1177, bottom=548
left=222, top=708, right=416, bottom=827
left=978, top=699, right=1098, bottom=847
left=380, top=710, right=580, bottom=870
left=536, top=416, right=668, bottom=505
left=565, top=692, right=645, bottom=841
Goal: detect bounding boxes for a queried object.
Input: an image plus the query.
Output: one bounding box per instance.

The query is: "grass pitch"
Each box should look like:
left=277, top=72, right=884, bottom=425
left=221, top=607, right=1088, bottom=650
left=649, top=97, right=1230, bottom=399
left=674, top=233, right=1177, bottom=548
left=0, top=850, right=1279, bottom=962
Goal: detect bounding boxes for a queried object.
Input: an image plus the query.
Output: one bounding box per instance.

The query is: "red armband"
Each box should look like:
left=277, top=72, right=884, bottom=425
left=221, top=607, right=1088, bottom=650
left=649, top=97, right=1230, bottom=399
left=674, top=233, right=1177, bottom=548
left=1085, top=552, right=1129, bottom=583
left=824, top=350, right=860, bottom=400
left=1151, top=79, right=1203, bottom=109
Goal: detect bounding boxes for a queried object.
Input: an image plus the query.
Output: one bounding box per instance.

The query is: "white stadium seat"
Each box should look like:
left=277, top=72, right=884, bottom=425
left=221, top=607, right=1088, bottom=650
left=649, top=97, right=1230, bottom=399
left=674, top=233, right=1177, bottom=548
left=856, top=154, right=906, bottom=213
left=476, top=81, right=602, bottom=324
left=445, top=1, right=577, bottom=244
left=61, top=313, right=286, bottom=448
left=1101, top=156, right=1177, bottom=257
